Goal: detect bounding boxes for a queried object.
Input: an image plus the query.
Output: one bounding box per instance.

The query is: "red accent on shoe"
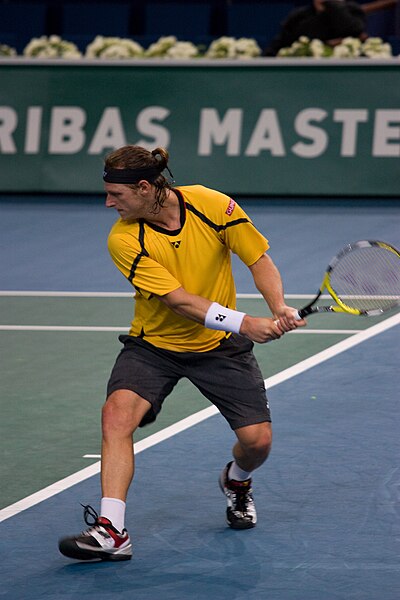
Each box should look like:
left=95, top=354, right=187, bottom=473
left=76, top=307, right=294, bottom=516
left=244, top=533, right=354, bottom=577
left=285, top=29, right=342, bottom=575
left=97, top=517, right=129, bottom=549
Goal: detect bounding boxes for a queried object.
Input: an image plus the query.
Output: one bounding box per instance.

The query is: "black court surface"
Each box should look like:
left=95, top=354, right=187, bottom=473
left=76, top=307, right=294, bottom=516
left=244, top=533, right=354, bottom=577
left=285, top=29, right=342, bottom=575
left=0, top=196, right=399, bottom=599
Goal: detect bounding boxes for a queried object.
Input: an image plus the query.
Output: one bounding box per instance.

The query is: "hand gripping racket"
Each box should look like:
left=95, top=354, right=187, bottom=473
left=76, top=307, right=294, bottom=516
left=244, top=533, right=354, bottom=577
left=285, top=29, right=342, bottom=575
left=294, top=240, right=400, bottom=319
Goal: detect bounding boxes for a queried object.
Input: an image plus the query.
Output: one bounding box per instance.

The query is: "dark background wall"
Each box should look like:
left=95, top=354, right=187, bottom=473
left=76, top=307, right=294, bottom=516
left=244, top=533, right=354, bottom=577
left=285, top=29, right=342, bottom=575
left=0, top=0, right=399, bottom=54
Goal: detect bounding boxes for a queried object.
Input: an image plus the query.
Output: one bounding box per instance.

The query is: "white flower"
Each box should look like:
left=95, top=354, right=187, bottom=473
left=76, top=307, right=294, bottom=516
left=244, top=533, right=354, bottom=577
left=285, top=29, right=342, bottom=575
left=333, top=44, right=352, bottom=58
left=205, top=36, right=260, bottom=59
left=0, top=44, right=17, bottom=56
left=341, top=36, right=362, bottom=51
left=361, top=37, right=392, bottom=58
left=235, top=37, right=261, bottom=59
left=277, top=35, right=321, bottom=57
left=205, top=37, right=236, bottom=58
left=165, top=41, right=199, bottom=59
left=334, top=37, right=362, bottom=57
left=277, top=35, right=393, bottom=59
left=85, top=36, right=143, bottom=59
left=143, top=36, right=199, bottom=59
left=331, top=36, right=392, bottom=58
left=23, top=35, right=81, bottom=58
left=310, top=38, right=325, bottom=58
left=145, top=36, right=178, bottom=57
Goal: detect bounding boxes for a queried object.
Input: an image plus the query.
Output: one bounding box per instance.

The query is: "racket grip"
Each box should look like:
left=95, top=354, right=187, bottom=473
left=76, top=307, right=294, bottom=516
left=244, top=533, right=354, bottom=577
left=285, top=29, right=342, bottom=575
left=274, top=309, right=302, bottom=327
left=296, top=308, right=308, bottom=319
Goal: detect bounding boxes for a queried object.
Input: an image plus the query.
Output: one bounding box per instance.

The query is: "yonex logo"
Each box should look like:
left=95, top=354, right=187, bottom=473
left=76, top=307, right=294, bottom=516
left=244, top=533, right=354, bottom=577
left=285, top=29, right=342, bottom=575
left=215, top=314, right=226, bottom=322
left=171, top=241, right=181, bottom=248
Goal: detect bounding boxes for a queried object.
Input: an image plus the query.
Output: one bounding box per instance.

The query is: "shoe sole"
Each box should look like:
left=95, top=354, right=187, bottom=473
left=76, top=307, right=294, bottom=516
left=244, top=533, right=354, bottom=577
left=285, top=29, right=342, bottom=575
left=59, top=539, right=132, bottom=561
left=227, top=519, right=256, bottom=530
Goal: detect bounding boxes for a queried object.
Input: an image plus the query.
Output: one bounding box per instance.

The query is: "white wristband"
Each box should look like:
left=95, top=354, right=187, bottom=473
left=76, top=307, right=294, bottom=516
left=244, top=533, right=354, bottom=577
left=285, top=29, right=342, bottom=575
left=204, top=302, right=246, bottom=334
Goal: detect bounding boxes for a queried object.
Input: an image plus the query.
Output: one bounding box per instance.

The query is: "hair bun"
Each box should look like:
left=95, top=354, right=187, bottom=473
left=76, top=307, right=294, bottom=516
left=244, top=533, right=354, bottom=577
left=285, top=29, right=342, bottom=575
left=151, top=147, right=169, bottom=170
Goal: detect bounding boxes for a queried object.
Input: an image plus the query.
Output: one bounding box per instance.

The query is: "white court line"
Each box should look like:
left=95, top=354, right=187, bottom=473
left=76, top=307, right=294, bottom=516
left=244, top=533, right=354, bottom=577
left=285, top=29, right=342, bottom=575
left=290, top=329, right=362, bottom=335
left=1, top=311, right=399, bottom=524
left=0, top=290, right=319, bottom=300
left=0, top=291, right=134, bottom=297
left=0, top=290, right=349, bottom=335
left=0, top=325, right=360, bottom=334
left=0, top=325, right=129, bottom=332
left=0, top=291, right=348, bottom=334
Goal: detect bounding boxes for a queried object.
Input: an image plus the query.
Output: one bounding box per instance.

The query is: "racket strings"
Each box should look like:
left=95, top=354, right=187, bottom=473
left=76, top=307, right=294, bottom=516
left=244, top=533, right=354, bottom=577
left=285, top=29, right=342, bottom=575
left=329, top=246, right=400, bottom=312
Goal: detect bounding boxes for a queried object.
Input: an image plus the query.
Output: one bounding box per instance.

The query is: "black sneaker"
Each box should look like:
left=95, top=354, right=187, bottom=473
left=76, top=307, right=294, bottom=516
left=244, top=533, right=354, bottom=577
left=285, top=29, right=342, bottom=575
left=58, top=505, right=132, bottom=561
left=219, top=462, right=257, bottom=529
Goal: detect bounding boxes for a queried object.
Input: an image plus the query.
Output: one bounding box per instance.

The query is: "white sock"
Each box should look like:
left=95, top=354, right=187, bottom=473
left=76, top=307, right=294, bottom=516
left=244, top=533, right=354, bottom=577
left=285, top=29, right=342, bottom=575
left=228, top=461, right=252, bottom=482
left=100, top=497, right=126, bottom=533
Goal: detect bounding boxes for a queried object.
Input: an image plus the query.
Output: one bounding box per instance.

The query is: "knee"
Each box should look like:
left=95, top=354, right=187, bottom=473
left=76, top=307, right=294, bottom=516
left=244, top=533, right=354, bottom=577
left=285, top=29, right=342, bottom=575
left=250, top=431, right=272, bottom=460
left=102, top=391, right=143, bottom=438
left=239, top=424, right=272, bottom=460
left=102, top=398, right=130, bottom=438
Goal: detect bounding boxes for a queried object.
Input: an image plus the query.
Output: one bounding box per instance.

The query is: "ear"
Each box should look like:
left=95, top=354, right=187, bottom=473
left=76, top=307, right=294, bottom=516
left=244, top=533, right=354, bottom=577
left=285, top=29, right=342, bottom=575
left=138, top=179, right=152, bottom=194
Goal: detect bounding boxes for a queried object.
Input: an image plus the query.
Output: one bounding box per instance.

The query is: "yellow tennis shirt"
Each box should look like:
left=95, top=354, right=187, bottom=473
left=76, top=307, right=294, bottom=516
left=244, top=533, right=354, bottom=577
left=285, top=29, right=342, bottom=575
left=108, top=185, right=269, bottom=352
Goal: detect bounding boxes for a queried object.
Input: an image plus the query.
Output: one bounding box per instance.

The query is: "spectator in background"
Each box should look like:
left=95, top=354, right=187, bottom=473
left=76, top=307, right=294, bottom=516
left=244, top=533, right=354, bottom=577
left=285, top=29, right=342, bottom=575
left=264, top=0, right=367, bottom=56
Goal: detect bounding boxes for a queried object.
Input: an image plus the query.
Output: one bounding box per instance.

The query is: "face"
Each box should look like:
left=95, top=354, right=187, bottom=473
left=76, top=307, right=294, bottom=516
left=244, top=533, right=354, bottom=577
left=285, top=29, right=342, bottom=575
left=105, top=181, right=154, bottom=221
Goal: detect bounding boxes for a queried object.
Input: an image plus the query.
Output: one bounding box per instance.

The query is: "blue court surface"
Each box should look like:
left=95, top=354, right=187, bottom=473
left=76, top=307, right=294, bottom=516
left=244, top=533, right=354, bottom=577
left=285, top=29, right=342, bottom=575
left=0, top=325, right=399, bottom=600
left=0, top=196, right=399, bottom=599
left=1, top=196, right=399, bottom=293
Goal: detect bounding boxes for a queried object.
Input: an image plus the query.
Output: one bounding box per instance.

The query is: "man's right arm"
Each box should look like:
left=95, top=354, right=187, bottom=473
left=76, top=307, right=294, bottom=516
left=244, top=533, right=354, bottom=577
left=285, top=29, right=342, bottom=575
left=158, top=286, right=284, bottom=343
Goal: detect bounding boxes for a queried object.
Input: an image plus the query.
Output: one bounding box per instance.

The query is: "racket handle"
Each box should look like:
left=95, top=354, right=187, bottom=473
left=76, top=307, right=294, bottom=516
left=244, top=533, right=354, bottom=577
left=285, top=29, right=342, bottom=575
left=274, top=309, right=302, bottom=327
left=296, top=308, right=309, bottom=319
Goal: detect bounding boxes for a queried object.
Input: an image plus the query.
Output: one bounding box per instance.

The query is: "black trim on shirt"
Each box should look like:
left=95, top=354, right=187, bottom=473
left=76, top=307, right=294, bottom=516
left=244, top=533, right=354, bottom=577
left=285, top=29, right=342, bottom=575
left=128, top=221, right=149, bottom=283
left=185, top=202, right=250, bottom=231
left=145, top=189, right=186, bottom=236
left=127, top=193, right=250, bottom=283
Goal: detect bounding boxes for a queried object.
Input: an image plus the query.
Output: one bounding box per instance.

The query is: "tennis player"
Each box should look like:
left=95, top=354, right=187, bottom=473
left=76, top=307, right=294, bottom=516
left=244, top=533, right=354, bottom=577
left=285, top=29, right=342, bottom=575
left=58, top=145, right=306, bottom=561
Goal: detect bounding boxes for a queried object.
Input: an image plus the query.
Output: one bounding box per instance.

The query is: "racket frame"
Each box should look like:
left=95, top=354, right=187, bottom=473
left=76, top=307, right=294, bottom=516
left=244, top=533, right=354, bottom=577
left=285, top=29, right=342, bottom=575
left=297, top=240, right=400, bottom=318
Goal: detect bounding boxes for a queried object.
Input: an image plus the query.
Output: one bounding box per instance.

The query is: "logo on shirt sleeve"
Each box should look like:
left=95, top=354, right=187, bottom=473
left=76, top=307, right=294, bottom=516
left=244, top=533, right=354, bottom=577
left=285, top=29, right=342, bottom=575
left=225, top=198, right=236, bottom=216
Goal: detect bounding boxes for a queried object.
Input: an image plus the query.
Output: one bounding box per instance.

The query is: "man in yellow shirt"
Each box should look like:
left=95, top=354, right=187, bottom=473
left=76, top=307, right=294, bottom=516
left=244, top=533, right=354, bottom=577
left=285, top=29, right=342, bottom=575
left=59, top=145, right=305, bottom=562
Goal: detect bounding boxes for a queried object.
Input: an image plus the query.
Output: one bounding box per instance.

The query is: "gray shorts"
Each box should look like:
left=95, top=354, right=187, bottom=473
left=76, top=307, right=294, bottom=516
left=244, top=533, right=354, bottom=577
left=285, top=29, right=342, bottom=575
left=107, top=334, right=271, bottom=430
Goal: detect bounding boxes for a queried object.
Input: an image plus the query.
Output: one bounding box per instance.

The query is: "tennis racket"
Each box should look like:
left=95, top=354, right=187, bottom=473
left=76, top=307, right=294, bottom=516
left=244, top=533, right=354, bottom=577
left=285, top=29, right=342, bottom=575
left=293, top=240, right=400, bottom=319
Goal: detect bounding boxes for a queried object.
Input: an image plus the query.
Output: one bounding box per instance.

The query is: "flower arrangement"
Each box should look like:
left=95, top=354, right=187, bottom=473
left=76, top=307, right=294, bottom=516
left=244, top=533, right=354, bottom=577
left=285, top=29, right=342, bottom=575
left=23, top=35, right=81, bottom=58
left=145, top=36, right=178, bottom=57
left=164, top=41, right=200, bottom=59
left=359, top=37, right=392, bottom=58
left=278, top=36, right=393, bottom=59
left=6, top=33, right=395, bottom=60
left=144, top=36, right=199, bottom=59
left=205, top=36, right=261, bottom=59
left=278, top=36, right=332, bottom=57
left=332, top=36, right=362, bottom=58
left=85, top=36, right=144, bottom=59
left=0, top=44, right=17, bottom=57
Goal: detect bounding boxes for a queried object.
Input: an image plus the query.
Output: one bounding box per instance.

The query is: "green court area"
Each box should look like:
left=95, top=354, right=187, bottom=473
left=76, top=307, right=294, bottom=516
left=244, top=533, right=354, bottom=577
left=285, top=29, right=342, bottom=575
left=0, top=294, right=387, bottom=510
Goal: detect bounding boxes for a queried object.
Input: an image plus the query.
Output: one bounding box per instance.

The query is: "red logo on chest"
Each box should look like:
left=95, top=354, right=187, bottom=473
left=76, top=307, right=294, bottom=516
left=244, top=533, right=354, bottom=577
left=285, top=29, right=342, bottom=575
left=225, top=199, right=236, bottom=216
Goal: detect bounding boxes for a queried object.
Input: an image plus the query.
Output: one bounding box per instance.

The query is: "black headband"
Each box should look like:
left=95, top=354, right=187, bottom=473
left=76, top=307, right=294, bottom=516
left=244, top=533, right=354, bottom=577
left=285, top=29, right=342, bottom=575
left=103, top=166, right=161, bottom=184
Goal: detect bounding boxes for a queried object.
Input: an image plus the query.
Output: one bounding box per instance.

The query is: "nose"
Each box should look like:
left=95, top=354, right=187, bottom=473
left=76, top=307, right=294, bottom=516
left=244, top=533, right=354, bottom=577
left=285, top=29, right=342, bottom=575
left=105, top=194, right=115, bottom=208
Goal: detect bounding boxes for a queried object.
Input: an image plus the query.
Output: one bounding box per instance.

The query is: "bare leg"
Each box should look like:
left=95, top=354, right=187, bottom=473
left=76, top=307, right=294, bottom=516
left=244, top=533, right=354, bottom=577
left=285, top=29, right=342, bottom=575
left=101, top=389, right=152, bottom=501
left=232, top=422, right=272, bottom=472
